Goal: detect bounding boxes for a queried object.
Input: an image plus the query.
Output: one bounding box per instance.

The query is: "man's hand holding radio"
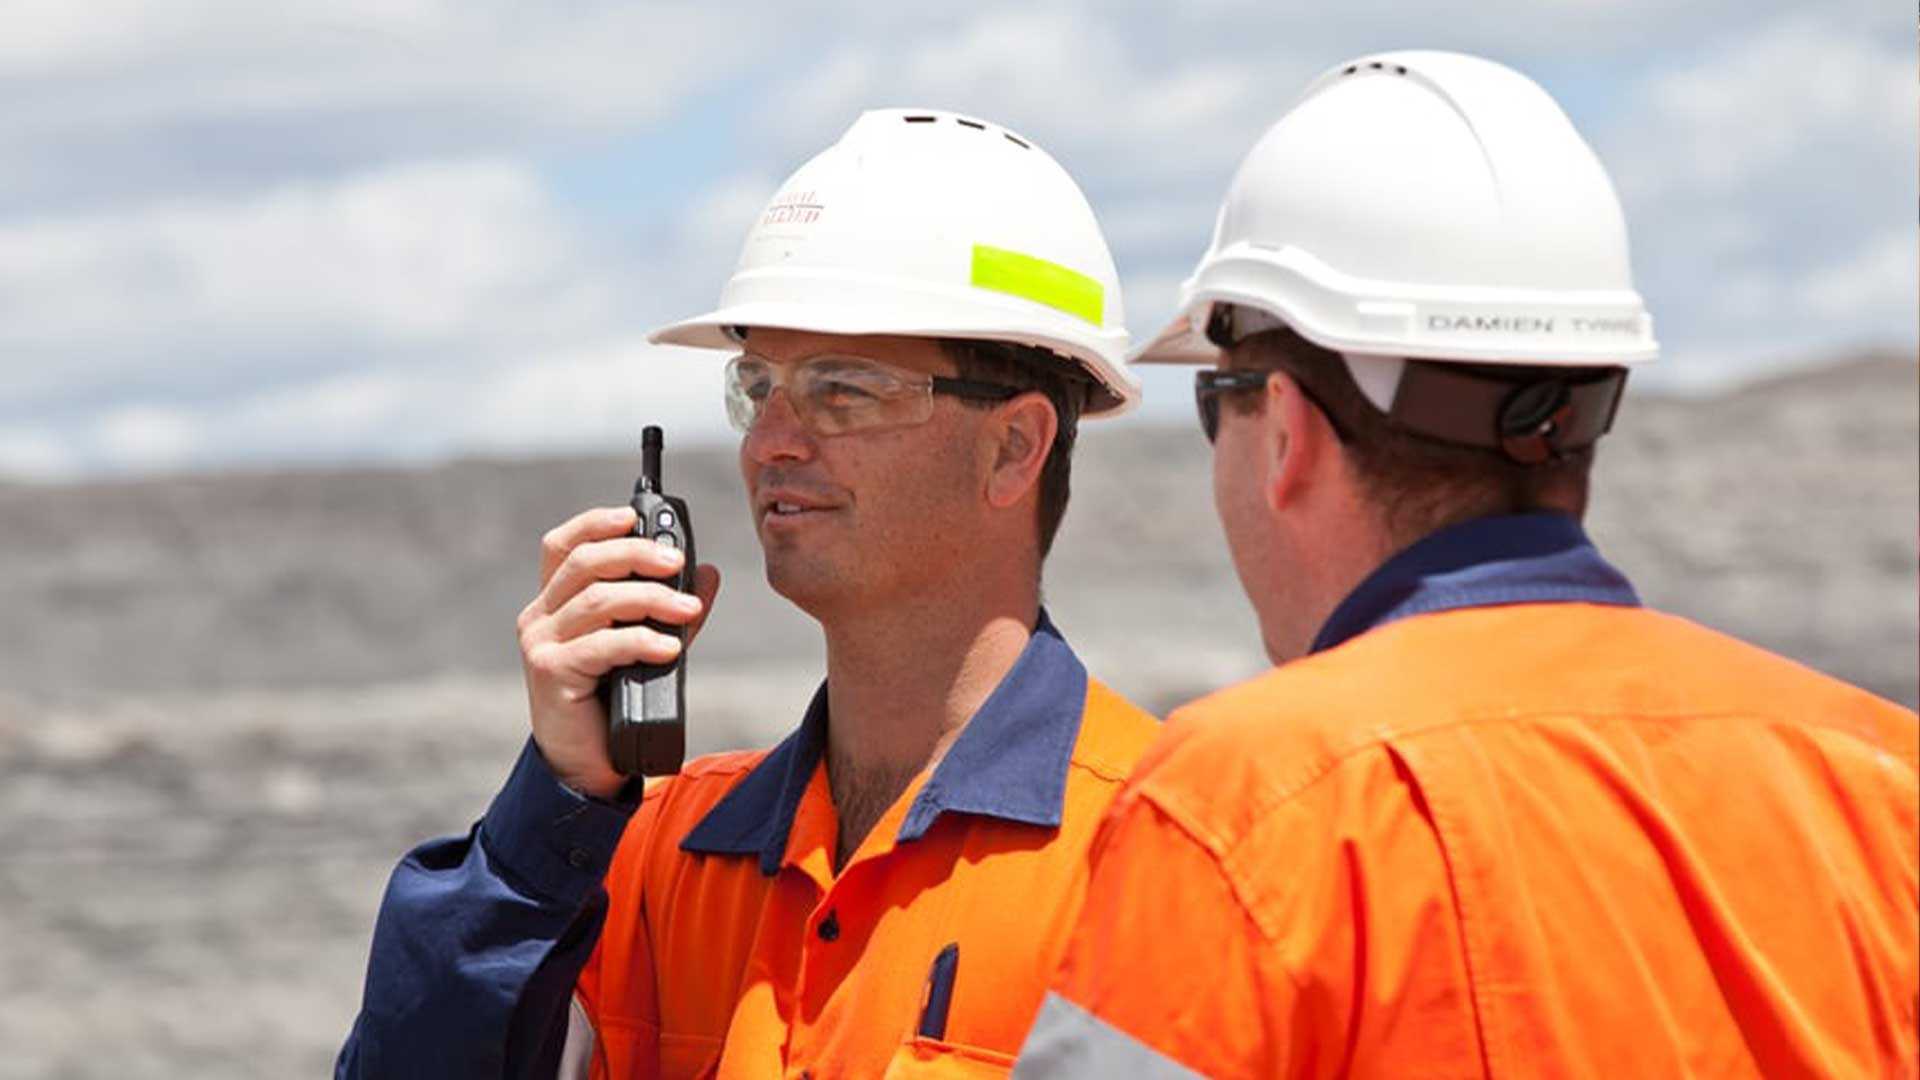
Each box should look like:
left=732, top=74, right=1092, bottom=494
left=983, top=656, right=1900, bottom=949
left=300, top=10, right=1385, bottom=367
left=517, top=505, right=721, bottom=799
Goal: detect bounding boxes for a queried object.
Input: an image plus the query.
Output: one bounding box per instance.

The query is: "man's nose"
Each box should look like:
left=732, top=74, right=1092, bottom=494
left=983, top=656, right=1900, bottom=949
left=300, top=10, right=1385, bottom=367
left=743, top=387, right=815, bottom=465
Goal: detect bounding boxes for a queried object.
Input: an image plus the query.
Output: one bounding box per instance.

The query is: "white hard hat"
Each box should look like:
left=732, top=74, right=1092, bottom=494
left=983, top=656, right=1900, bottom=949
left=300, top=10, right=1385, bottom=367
left=1135, top=50, right=1657, bottom=387
left=651, top=108, right=1138, bottom=416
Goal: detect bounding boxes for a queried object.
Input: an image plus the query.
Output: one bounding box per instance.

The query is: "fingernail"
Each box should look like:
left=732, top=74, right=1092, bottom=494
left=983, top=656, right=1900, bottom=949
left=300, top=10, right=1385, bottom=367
left=675, top=593, right=702, bottom=612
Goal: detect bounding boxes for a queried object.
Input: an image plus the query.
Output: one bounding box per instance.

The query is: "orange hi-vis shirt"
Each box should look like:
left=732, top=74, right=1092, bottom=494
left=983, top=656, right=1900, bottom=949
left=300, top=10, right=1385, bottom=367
left=575, top=615, right=1158, bottom=1079
left=1020, top=516, right=1919, bottom=1078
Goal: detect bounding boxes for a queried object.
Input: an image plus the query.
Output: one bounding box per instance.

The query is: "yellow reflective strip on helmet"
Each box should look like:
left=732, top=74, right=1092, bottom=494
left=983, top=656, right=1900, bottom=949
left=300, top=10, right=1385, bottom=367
left=970, top=245, right=1104, bottom=326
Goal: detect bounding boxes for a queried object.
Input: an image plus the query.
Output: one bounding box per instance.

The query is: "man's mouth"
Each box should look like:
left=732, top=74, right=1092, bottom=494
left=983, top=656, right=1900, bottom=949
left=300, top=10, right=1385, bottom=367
left=757, top=491, right=840, bottom=525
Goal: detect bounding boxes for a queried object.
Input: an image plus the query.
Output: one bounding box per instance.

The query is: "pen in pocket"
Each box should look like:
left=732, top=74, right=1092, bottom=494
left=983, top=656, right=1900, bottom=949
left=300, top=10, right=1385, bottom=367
left=916, top=942, right=959, bottom=1040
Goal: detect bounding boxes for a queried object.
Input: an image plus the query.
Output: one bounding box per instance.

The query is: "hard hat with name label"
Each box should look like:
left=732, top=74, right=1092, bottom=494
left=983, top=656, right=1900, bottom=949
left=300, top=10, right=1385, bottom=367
left=652, top=108, right=1138, bottom=416
left=1137, top=50, right=1656, bottom=463
left=1135, top=50, right=1657, bottom=376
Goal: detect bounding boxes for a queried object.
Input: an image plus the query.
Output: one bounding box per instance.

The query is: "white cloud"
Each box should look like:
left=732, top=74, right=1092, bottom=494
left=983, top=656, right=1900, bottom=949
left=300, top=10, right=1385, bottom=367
left=0, top=0, right=191, bottom=73
left=1596, top=10, right=1916, bottom=380
left=93, top=404, right=202, bottom=472
left=0, top=0, right=775, bottom=219
left=1803, top=230, right=1918, bottom=325
left=1616, top=14, right=1915, bottom=203
left=0, top=158, right=620, bottom=407
left=171, top=162, right=572, bottom=339
left=222, top=368, right=422, bottom=456
left=1130, top=67, right=1260, bottom=133
left=453, top=341, right=734, bottom=457
left=1162, top=0, right=1888, bottom=55
left=1097, top=196, right=1217, bottom=266
left=0, top=2, right=754, bottom=129
left=681, top=173, right=781, bottom=263
left=0, top=145, right=756, bottom=479
left=0, top=339, right=736, bottom=481
left=756, top=5, right=1285, bottom=192
left=0, top=428, right=80, bottom=481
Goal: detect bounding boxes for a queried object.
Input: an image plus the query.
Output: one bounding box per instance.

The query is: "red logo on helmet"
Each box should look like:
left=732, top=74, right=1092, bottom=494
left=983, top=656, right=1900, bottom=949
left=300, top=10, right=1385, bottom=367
left=762, top=189, right=824, bottom=226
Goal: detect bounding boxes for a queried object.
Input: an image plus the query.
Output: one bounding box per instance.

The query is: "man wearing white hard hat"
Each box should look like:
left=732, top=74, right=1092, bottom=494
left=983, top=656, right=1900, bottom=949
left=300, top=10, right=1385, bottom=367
left=338, top=109, right=1160, bottom=1078
left=1015, top=52, right=1917, bottom=1078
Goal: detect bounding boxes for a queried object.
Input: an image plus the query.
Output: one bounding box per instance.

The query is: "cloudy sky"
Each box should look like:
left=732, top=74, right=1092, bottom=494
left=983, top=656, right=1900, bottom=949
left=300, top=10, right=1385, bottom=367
left=1, top=0, right=1912, bottom=480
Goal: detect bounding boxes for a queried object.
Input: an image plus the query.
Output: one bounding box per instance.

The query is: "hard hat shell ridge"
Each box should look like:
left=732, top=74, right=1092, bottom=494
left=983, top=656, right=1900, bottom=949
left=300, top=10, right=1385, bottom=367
left=1134, top=51, right=1657, bottom=372
left=653, top=108, right=1140, bottom=416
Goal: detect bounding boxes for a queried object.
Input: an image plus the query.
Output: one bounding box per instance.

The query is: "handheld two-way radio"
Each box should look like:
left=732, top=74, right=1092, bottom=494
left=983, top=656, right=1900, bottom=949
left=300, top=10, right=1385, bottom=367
left=601, top=426, right=694, bottom=776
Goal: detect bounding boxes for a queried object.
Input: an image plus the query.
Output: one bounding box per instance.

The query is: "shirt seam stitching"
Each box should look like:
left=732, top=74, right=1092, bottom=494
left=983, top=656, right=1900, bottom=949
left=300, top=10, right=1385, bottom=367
left=1153, top=705, right=1908, bottom=937
left=1186, top=704, right=1903, bottom=826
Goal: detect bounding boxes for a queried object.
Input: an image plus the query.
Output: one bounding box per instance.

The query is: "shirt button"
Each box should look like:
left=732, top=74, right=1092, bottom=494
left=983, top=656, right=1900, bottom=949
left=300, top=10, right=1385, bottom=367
left=567, top=848, right=593, bottom=870
left=816, top=910, right=840, bottom=942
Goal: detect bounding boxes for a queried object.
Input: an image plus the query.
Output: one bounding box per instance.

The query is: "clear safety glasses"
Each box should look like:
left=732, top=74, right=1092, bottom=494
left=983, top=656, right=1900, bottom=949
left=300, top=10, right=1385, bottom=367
left=723, top=353, right=1021, bottom=436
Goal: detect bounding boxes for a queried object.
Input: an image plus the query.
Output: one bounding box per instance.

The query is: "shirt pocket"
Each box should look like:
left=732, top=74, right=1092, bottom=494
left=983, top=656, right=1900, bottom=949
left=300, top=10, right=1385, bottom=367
left=658, top=1031, right=722, bottom=1080
left=880, top=1035, right=1017, bottom=1079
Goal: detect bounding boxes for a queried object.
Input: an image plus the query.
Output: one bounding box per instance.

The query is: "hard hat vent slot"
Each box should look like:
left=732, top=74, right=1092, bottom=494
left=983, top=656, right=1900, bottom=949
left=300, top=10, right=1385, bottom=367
left=957, top=118, right=985, bottom=130
left=1004, top=133, right=1030, bottom=149
left=1342, top=62, right=1408, bottom=76
left=904, top=115, right=937, bottom=123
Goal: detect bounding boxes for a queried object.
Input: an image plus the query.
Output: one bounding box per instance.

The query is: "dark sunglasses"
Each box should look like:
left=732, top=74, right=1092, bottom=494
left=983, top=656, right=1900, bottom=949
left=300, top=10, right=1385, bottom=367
left=1194, top=368, right=1354, bottom=444
left=1194, top=369, right=1270, bottom=443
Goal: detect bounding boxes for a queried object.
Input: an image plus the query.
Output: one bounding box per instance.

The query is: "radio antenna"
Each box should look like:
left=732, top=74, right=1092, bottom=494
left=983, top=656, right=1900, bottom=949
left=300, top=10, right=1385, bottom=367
left=639, top=426, right=663, bottom=494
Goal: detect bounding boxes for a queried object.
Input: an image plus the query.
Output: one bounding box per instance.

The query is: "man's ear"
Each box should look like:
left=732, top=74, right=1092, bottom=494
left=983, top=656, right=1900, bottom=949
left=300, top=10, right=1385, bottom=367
left=1263, top=371, right=1330, bottom=514
left=984, top=392, right=1057, bottom=510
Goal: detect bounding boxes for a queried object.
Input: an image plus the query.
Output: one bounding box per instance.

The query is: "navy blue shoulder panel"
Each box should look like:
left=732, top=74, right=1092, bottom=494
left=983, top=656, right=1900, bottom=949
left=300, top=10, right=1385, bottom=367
left=1311, top=512, right=1640, bottom=655
left=678, top=610, right=1091, bottom=872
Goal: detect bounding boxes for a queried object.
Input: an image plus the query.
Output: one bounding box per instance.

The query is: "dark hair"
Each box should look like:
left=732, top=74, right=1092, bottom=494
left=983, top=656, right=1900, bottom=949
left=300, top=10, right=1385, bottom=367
left=940, top=339, right=1091, bottom=559
left=1231, top=328, right=1594, bottom=542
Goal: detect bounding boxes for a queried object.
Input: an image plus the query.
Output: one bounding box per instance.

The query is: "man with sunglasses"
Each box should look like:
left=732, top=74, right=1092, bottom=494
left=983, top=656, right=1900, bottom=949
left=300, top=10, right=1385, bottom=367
left=1016, top=52, right=1917, bottom=1077
left=339, top=108, right=1160, bottom=1079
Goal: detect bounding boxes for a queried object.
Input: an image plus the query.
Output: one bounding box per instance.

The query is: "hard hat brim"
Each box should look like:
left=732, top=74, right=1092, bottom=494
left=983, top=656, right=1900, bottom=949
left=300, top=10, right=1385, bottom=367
left=1130, top=246, right=1658, bottom=370
left=1130, top=310, right=1220, bottom=367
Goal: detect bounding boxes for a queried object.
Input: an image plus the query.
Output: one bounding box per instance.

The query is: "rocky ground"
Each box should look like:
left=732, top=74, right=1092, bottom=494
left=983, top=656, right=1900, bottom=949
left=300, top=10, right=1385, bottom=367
left=0, top=355, right=1913, bottom=1077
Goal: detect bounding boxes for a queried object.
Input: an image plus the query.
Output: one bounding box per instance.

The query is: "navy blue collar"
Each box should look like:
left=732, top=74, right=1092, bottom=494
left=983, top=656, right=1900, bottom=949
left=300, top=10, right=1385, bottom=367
left=1310, top=512, right=1640, bottom=655
left=679, top=610, right=1090, bottom=876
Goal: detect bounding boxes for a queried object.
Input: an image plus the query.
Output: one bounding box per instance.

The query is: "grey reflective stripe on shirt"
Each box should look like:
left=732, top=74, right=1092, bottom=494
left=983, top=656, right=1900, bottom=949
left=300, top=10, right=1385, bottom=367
left=556, top=994, right=595, bottom=1080
left=1012, top=992, right=1208, bottom=1079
